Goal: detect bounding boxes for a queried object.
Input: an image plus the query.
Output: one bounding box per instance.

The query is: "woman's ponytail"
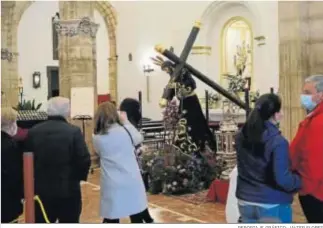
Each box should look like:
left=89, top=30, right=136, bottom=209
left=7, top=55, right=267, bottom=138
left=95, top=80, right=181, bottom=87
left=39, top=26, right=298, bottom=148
left=243, top=107, right=265, bottom=143
left=242, top=93, right=282, bottom=144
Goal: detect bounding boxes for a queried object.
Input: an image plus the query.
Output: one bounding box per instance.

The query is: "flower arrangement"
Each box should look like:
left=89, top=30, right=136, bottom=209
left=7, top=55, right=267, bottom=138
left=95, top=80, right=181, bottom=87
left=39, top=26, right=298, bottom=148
left=140, top=143, right=227, bottom=195
left=223, top=73, right=247, bottom=95
left=162, top=99, right=180, bottom=130
left=139, top=95, right=227, bottom=196
left=199, top=92, right=222, bottom=109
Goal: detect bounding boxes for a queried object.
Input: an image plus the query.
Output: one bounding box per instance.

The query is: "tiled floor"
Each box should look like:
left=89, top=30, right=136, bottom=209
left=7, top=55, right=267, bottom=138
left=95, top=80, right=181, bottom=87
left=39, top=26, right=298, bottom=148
left=79, top=169, right=306, bottom=223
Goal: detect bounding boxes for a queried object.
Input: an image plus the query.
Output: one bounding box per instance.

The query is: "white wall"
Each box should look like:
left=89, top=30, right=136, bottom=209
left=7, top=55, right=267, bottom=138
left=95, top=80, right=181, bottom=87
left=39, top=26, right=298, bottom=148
left=113, top=1, right=279, bottom=120
left=17, top=1, right=109, bottom=110
left=18, top=1, right=59, bottom=110
left=17, top=1, right=279, bottom=119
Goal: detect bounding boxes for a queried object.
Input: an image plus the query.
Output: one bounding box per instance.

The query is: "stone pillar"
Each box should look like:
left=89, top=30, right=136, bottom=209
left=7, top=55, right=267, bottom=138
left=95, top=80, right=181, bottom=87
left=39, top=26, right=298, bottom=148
left=278, top=1, right=323, bottom=140
left=108, top=55, right=118, bottom=103
left=1, top=2, right=19, bottom=107
left=56, top=1, right=99, bottom=165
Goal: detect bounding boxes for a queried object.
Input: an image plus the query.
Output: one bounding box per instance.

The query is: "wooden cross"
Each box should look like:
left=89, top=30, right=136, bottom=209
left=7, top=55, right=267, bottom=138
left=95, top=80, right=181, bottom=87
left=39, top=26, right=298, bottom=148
left=155, top=22, right=247, bottom=110
left=158, top=21, right=201, bottom=107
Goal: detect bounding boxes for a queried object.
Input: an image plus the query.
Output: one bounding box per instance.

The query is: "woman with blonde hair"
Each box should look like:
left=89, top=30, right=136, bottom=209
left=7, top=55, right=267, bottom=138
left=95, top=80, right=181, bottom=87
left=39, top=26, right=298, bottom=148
left=93, top=102, right=154, bottom=223
left=1, top=107, right=23, bottom=223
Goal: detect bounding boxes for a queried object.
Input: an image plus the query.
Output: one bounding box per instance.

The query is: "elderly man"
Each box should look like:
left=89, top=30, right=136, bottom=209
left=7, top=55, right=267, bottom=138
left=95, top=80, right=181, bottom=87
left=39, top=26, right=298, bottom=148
left=25, top=97, right=91, bottom=223
left=290, top=75, right=323, bottom=223
left=1, top=107, right=23, bottom=223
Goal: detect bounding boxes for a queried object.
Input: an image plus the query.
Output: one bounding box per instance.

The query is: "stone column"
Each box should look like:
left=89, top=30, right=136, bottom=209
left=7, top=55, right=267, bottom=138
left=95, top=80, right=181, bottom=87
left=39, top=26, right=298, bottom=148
left=56, top=1, right=99, bottom=165
left=1, top=1, right=19, bottom=107
left=278, top=1, right=323, bottom=140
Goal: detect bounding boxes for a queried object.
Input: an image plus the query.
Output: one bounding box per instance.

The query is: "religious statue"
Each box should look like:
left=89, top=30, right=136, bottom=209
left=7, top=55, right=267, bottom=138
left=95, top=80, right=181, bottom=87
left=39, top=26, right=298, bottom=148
left=151, top=56, right=217, bottom=154
left=234, top=41, right=251, bottom=78
left=224, top=41, right=252, bottom=96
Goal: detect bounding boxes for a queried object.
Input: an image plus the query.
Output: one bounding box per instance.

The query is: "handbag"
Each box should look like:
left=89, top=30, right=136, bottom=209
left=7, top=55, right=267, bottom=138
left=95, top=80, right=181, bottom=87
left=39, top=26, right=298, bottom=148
left=122, top=125, right=143, bottom=172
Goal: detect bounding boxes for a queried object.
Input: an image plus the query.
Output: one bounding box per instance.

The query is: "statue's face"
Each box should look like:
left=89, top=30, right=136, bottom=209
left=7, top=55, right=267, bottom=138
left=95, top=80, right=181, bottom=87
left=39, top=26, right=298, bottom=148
left=162, top=66, right=172, bottom=74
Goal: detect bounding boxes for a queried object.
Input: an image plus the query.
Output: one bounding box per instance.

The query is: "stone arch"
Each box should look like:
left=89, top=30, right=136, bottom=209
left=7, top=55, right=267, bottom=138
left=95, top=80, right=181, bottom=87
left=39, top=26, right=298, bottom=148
left=3, top=1, right=118, bottom=106
left=201, top=1, right=257, bottom=27
left=198, top=1, right=258, bottom=89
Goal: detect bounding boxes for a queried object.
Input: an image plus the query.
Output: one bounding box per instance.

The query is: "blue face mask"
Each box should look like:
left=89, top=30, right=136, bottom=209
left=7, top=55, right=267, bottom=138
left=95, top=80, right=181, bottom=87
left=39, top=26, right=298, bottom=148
left=300, top=94, right=317, bottom=112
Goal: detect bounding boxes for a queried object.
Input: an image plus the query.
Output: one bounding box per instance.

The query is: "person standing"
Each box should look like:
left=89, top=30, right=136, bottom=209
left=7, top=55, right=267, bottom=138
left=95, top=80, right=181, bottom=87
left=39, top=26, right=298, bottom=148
left=119, top=98, right=150, bottom=190
left=93, top=101, right=154, bottom=223
left=235, top=93, right=301, bottom=223
left=290, top=75, right=323, bottom=223
left=25, top=97, right=91, bottom=223
left=1, top=107, right=23, bottom=223
left=119, top=98, right=142, bottom=128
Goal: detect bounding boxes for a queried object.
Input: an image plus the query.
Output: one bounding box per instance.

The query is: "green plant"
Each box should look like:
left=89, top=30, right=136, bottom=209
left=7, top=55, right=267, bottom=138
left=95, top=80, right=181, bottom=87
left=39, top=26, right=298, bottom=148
left=14, top=99, right=42, bottom=111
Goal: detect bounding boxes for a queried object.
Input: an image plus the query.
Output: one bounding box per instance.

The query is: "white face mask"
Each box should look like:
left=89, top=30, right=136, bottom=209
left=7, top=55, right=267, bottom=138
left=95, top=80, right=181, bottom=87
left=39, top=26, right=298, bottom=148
left=7, top=122, right=18, bottom=136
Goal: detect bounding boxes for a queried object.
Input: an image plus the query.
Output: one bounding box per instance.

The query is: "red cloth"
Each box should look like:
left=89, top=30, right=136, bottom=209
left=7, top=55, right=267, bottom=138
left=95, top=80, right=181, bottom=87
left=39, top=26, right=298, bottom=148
left=13, top=127, right=28, bottom=141
left=207, top=179, right=229, bottom=204
left=207, top=180, right=217, bottom=202
left=290, top=102, right=323, bottom=201
left=98, top=94, right=111, bottom=105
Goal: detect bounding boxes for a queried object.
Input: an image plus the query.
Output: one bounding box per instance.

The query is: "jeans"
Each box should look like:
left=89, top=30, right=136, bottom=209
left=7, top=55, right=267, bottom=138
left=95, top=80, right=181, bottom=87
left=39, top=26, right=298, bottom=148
left=238, top=204, right=292, bottom=223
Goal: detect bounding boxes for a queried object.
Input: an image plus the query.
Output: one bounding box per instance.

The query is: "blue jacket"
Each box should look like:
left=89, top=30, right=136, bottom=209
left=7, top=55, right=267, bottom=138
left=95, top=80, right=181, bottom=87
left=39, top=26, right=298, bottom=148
left=235, top=121, right=301, bottom=204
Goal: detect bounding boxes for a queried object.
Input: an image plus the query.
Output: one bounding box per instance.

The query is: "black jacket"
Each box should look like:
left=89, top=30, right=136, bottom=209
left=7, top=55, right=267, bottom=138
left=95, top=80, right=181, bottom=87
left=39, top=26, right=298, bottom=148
left=25, top=116, right=91, bottom=198
left=1, top=131, right=23, bottom=222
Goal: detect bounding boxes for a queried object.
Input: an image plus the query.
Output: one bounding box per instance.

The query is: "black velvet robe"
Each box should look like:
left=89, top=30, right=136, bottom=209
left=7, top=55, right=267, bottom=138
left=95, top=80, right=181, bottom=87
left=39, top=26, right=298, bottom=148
left=178, top=94, right=217, bottom=152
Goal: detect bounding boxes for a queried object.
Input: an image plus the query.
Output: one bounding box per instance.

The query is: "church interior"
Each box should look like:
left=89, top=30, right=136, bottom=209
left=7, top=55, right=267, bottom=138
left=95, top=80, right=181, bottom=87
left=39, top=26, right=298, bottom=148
left=1, top=0, right=323, bottom=223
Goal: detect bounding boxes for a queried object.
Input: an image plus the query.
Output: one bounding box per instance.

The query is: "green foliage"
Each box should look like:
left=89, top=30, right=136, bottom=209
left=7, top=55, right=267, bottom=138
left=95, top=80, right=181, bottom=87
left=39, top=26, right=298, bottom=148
left=140, top=145, right=227, bottom=195
left=14, top=99, right=42, bottom=111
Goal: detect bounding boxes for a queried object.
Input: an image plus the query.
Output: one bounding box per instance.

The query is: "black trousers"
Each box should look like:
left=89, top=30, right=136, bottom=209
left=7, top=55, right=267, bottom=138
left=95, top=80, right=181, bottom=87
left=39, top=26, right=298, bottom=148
left=103, top=208, right=154, bottom=223
left=299, top=195, right=323, bottom=223
left=35, top=194, right=82, bottom=223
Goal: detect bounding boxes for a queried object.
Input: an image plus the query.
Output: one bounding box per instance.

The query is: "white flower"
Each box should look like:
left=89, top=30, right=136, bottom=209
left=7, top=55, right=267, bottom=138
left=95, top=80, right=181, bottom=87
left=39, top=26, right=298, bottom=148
left=147, top=162, right=152, bottom=167
left=172, top=181, right=177, bottom=186
left=140, top=145, right=149, bottom=154
left=167, top=184, right=172, bottom=189
left=177, top=165, right=181, bottom=169
left=179, top=169, right=186, bottom=173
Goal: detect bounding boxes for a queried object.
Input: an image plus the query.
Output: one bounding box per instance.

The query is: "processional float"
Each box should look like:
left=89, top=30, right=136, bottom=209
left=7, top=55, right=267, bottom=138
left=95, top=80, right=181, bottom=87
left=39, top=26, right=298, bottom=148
left=153, top=20, right=250, bottom=181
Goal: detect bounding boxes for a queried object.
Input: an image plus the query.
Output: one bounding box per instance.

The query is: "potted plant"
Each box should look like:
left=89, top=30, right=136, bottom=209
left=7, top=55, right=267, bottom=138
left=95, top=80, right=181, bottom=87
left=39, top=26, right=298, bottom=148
left=14, top=99, right=42, bottom=111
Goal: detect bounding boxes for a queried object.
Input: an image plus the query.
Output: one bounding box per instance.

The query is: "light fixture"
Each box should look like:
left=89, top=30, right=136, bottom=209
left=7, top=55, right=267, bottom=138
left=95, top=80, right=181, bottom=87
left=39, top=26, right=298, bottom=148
left=143, top=65, right=154, bottom=74
left=33, top=71, right=41, bottom=89
left=18, top=77, right=24, bottom=104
